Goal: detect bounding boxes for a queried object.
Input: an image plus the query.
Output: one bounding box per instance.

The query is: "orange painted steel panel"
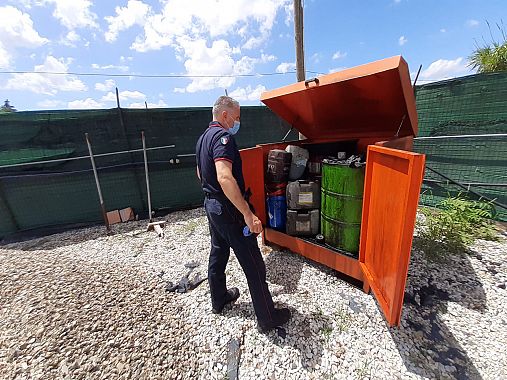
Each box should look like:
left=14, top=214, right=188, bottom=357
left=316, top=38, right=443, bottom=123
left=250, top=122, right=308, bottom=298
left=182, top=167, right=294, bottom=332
left=359, top=145, right=425, bottom=326
left=261, top=56, right=418, bottom=140
left=240, top=147, right=266, bottom=225
left=264, top=228, right=365, bottom=282
left=375, top=136, right=414, bottom=151
left=239, top=56, right=425, bottom=326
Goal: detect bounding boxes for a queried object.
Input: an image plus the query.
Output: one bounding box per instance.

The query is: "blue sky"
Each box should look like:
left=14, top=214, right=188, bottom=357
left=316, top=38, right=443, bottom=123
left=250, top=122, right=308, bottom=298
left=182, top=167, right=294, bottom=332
left=0, top=0, right=505, bottom=111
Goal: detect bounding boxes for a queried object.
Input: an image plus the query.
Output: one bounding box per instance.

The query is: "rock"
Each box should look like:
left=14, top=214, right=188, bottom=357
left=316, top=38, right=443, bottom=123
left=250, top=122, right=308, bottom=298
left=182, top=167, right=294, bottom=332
left=0, top=209, right=504, bottom=380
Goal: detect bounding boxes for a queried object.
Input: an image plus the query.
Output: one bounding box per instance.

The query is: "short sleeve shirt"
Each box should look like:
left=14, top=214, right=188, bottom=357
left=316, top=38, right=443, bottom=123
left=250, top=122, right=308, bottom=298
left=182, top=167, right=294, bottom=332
left=196, top=121, right=245, bottom=197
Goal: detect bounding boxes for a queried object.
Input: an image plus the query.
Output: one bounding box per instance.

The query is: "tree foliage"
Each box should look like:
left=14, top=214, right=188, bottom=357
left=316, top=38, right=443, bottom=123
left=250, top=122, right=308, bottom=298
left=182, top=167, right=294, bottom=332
left=468, top=21, right=507, bottom=73
left=1, top=99, right=17, bottom=113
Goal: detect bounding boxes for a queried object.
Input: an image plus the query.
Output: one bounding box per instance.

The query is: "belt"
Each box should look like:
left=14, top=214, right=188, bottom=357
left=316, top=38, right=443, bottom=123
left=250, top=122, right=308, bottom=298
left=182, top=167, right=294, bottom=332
left=204, top=192, right=228, bottom=202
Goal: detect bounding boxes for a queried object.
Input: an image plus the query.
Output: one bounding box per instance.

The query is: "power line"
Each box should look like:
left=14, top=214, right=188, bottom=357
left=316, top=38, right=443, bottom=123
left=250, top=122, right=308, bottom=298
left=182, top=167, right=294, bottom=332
left=0, top=70, right=294, bottom=79
left=306, top=69, right=455, bottom=82
left=0, top=68, right=460, bottom=83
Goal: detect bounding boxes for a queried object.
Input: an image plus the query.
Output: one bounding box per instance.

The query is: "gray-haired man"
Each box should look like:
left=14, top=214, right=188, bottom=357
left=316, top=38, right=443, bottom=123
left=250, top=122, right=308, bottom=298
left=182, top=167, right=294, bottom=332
left=195, top=96, right=290, bottom=332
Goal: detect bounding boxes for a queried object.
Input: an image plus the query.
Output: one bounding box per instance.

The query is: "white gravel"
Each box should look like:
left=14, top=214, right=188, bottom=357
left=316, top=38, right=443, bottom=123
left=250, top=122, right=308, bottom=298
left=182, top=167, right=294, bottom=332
left=0, top=208, right=505, bottom=380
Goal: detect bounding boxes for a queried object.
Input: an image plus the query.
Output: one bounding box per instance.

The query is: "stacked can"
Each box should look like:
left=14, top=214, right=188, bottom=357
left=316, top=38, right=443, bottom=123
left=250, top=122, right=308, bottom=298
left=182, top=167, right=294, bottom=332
left=265, top=149, right=292, bottom=231
left=283, top=146, right=321, bottom=237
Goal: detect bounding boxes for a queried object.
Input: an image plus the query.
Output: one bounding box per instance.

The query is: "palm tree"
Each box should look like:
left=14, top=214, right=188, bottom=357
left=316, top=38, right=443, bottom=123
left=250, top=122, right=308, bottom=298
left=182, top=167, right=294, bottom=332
left=468, top=21, right=507, bottom=73
left=469, top=43, right=507, bottom=73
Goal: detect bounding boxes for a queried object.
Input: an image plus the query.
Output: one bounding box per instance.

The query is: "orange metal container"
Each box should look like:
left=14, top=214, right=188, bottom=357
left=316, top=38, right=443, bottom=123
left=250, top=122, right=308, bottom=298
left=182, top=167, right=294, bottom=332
left=240, top=56, right=425, bottom=327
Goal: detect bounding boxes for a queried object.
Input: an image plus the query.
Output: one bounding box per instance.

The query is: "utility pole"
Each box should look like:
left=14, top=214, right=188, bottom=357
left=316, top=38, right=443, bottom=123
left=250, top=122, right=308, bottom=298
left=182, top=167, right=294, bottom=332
left=294, top=0, right=306, bottom=139
left=294, top=0, right=305, bottom=83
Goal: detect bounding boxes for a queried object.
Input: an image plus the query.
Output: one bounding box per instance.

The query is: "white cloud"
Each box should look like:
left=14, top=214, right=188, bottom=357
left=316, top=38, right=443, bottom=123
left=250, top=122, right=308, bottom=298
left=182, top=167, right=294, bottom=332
left=120, top=0, right=290, bottom=52
left=284, top=2, right=293, bottom=26
left=94, top=79, right=116, bottom=92
left=229, top=85, right=266, bottom=102
left=399, top=35, right=408, bottom=46
left=37, top=99, right=65, bottom=108
left=260, top=53, right=276, bottom=62
left=61, top=30, right=81, bottom=47
left=128, top=100, right=168, bottom=108
left=4, top=55, right=87, bottom=95
left=101, top=90, right=146, bottom=102
left=176, top=38, right=236, bottom=93
left=173, top=38, right=273, bottom=93
left=91, top=63, right=129, bottom=72
left=105, top=0, right=151, bottom=43
left=42, top=0, right=98, bottom=29
left=101, top=0, right=290, bottom=92
left=419, top=57, right=472, bottom=82
left=68, top=98, right=104, bottom=109
left=276, top=62, right=296, bottom=73
left=440, top=28, right=447, bottom=33
left=0, top=5, right=48, bottom=68
left=332, top=51, right=347, bottom=60
left=466, top=19, right=479, bottom=28
left=243, top=36, right=266, bottom=50
left=310, top=53, right=322, bottom=64
left=234, top=56, right=258, bottom=75
left=11, top=0, right=33, bottom=9
left=0, top=44, right=10, bottom=69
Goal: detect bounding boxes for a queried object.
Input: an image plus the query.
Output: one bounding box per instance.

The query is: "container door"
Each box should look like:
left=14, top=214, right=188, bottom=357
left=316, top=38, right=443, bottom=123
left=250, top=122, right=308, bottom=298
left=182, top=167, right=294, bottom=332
left=240, top=147, right=266, bottom=224
left=359, top=145, right=425, bottom=326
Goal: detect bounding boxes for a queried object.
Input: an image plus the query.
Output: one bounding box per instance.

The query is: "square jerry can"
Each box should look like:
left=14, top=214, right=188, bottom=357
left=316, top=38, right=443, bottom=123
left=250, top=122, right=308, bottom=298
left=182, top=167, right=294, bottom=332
left=286, top=180, right=320, bottom=209
left=240, top=56, right=426, bottom=326
left=286, top=209, right=320, bottom=236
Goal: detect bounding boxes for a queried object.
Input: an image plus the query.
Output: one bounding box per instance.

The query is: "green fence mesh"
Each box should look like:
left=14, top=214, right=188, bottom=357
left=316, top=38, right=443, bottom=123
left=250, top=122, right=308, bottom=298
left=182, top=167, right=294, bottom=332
left=0, top=106, right=296, bottom=238
left=1, top=72, right=506, bottom=239
left=414, top=72, right=507, bottom=222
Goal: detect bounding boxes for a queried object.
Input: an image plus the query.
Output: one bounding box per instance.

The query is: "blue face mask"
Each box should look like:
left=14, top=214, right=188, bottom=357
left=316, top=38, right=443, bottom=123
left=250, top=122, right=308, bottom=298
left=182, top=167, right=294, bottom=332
left=229, top=120, right=241, bottom=135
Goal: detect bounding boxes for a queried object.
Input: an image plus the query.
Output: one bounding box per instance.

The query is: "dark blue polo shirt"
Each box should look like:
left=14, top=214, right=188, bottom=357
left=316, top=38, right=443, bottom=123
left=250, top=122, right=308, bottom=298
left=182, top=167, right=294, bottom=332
left=196, top=121, right=245, bottom=198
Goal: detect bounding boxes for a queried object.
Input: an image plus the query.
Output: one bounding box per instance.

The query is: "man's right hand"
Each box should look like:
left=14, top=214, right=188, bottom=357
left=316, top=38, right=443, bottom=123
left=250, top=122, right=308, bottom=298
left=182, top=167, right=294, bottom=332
left=244, top=211, right=263, bottom=234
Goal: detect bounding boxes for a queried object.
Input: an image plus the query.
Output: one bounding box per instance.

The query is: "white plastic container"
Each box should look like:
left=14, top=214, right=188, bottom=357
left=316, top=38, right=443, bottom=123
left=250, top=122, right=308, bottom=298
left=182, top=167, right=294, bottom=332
left=285, top=145, right=309, bottom=180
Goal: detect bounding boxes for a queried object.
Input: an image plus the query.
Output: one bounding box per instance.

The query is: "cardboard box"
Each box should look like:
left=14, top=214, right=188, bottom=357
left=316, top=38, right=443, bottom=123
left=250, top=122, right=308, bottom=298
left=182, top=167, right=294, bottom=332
left=106, top=210, right=121, bottom=225
left=119, top=207, right=135, bottom=222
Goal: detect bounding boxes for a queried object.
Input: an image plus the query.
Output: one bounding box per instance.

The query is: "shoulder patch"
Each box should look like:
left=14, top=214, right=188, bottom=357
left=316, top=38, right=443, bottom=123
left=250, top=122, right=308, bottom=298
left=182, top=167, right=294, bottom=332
left=220, top=136, right=229, bottom=145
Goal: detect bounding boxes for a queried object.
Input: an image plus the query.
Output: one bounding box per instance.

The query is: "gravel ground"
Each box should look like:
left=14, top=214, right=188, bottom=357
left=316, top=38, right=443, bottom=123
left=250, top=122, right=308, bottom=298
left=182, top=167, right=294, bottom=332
left=0, top=208, right=506, bottom=380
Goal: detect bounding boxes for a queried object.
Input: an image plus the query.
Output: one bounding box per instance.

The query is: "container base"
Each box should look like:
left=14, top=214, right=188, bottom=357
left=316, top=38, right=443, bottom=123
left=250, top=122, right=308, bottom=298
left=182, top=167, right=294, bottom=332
left=300, top=236, right=358, bottom=260
left=263, top=228, right=366, bottom=287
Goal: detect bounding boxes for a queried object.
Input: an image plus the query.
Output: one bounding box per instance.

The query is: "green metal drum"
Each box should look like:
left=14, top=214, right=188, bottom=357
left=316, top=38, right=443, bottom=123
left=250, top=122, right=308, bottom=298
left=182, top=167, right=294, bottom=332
left=321, top=160, right=365, bottom=254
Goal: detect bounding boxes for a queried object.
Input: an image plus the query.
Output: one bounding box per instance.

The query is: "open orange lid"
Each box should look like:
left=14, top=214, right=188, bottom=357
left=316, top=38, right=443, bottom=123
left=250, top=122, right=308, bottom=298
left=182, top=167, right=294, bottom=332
left=260, top=56, right=418, bottom=140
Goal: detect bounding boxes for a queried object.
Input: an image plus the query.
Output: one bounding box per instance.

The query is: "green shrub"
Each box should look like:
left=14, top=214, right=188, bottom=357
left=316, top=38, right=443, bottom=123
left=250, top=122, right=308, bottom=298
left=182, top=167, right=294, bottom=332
left=416, top=193, right=499, bottom=258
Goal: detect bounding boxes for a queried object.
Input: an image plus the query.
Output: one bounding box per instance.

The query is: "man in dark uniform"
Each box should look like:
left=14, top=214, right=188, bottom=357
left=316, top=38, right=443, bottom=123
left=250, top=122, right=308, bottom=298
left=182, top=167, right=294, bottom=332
left=196, top=96, right=290, bottom=333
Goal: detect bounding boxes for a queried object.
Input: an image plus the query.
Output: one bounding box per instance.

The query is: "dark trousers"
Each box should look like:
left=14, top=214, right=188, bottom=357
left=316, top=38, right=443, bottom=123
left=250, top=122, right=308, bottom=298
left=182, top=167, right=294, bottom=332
left=204, top=197, right=275, bottom=324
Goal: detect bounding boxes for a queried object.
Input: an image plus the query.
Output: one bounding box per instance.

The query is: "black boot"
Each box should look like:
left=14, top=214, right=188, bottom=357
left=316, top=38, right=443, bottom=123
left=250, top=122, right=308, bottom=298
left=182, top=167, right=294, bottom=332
left=212, top=287, right=240, bottom=314
left=257, top=307, right=291, bottom=333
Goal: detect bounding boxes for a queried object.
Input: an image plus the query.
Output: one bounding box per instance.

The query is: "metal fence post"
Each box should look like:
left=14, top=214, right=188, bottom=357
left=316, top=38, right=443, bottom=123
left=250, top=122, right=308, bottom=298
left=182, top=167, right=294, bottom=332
left=141, top=131, right=153, bottom=222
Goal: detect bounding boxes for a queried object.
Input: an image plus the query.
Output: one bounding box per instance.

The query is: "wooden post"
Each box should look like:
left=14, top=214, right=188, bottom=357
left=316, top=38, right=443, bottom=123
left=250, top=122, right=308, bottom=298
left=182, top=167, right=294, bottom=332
left=294, top=0, right=305, bottom=83
left=294, top=0, right=306, bottom=140
left=85, top=133, right=110, bottom=231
